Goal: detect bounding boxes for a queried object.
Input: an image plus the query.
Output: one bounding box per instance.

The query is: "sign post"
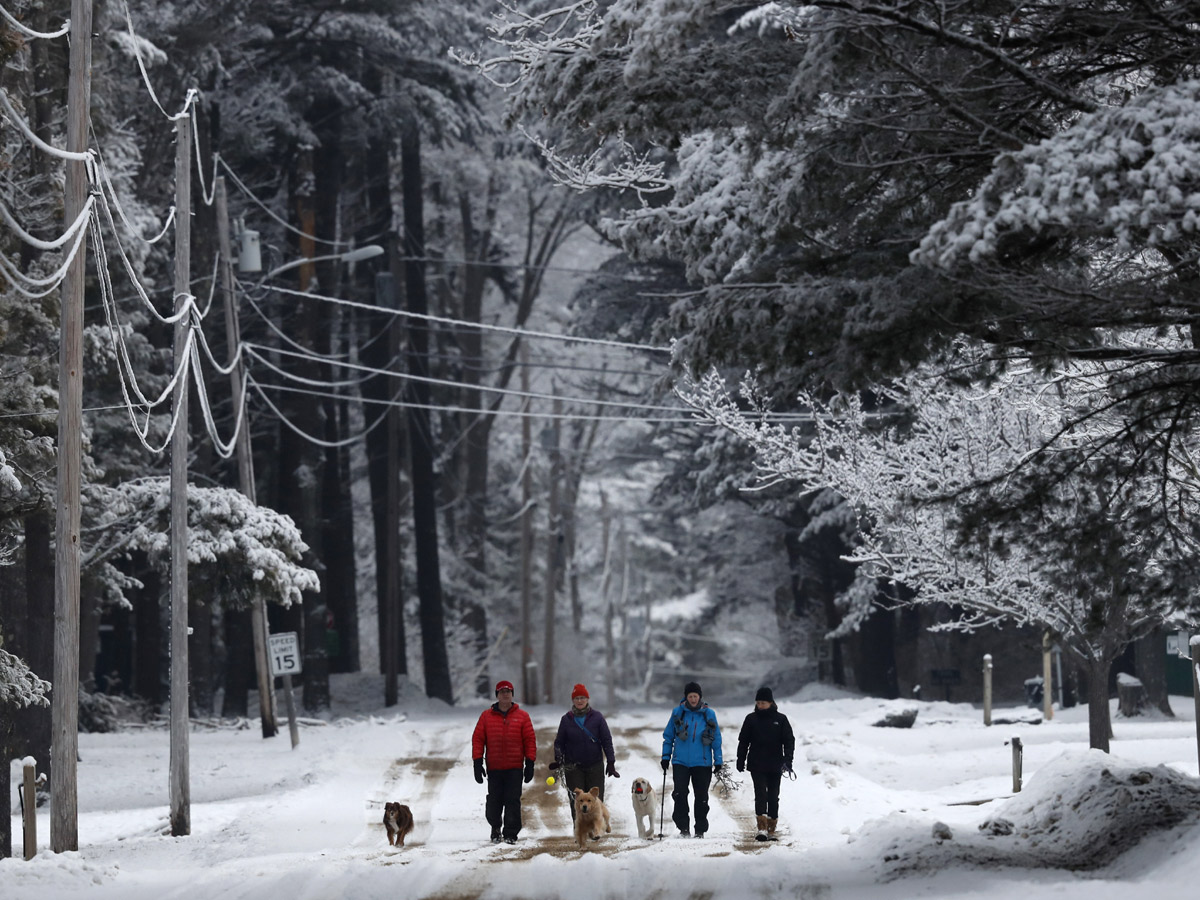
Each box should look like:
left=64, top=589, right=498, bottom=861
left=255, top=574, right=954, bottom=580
left=268, top=632, right=302, bottom=749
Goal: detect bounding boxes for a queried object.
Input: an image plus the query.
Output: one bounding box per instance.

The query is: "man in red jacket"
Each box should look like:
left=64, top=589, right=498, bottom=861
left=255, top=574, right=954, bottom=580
left=472, top=679, right=537, bottom=844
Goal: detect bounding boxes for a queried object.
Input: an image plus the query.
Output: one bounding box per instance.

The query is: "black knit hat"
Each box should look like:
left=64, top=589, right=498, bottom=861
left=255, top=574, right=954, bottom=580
left=684, top=681, right=702, bottom=698
left=755, top=686, right=774, bottom=703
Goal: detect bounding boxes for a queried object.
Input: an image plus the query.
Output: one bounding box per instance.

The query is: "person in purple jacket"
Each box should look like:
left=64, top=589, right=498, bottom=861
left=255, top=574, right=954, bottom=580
left=549, top=683, right=620, bottom=825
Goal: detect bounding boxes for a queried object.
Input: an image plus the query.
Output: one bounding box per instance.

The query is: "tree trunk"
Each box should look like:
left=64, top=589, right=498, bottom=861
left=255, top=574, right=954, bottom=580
left=457, top=191, right=492, bottom=699
left=221, top=606, right=252, bottom=717
left=519, top=350, right=535, bottom=705
left=275, top=146, right=328, bottom=712
left=313, top=112, right=358, bottom=678
left=0, top=711, right=11, bottom=858
left=358, top=69, right=405, bottom=687
left=17, top=512, right=53, bottom=772
left=79, top=589, right=101, bottom=693
left=400, top=113, right=453, bottom=704
left=561, top=413, right=601, bottom=635
left=133, top=557, right=164, bottom=706
left=189, top=594, right=214, bottom=717
left=1084, top=656, right=1113, bottom=752
left=1133, top=628, right=1173, bottom=716
left=853, top=600, right=899, bottom=699
left=542, top=400, right=562, bottom=705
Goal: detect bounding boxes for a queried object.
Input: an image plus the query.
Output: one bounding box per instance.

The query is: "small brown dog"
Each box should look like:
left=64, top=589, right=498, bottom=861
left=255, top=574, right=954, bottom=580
left=572, top=787, right=611, bottom=850
left=383, top=802, right=414, bottom=847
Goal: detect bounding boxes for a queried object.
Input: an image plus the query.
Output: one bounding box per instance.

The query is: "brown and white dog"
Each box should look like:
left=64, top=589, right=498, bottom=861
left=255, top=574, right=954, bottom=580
left=630, top=777, right=656, bottom=839
left=572, top=787, right=611, bottom=849
left=383, top=802, right=414, bottom=847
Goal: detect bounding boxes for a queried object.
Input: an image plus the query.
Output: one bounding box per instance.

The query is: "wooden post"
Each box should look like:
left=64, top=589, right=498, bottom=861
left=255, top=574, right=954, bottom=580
left=51, top=0, right=93, bottom=855
left=169, top=109, right=193, bottom=838
left=1191, top=636, right=1200, bottom=776
left=215, top=176, right=277, bottom=739
left=1011, top=736, right=1023, bottom=793
left=982, top=654, right=993, bottom=726
left=22, top=758, right=37, bottom=859
left=281, top=674, right=300, bottom=749
left=1042, top=632, right=1054, bottom=720
left=519, top=345, right=533, bottom=706
left=541, top=396, right=562, bottom=705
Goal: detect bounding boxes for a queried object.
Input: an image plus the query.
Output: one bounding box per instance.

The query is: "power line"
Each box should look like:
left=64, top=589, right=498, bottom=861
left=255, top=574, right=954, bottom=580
left=243, top=341, right=687, bottom=414
left=0, top=3, right=69, bottom=38
left=254, top=280, right=671, bottom=354
left=251, top=378, right=708, bottom=425
left=116, top=0, right=194, bottom=122
left=218, top=156, right=369, bottom=249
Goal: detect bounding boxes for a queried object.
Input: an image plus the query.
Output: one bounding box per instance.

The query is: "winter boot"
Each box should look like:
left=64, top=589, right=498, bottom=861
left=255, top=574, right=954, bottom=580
left=767, top=818, right=778, bottom=838
left=755, top=815, right=769, bottom=841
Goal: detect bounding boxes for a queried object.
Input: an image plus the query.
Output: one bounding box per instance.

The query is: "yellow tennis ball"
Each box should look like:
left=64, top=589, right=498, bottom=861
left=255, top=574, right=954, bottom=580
left=546, top=776, right=555, bottom=785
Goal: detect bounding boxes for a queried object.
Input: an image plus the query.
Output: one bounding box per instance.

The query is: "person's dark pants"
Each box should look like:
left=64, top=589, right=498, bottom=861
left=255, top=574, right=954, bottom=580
left=671, top=763, right=712, bottom=835
left=485, top=768, right=524, bottom=839
left=564, top=759, right=606, bottom=823
left=751, top=770, right=782, bottom=819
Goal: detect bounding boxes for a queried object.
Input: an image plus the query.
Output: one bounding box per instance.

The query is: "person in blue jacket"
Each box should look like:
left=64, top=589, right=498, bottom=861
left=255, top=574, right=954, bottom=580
left=550, top=683, right=620, bottom=825
left=661, top=680, right=724, bottom=837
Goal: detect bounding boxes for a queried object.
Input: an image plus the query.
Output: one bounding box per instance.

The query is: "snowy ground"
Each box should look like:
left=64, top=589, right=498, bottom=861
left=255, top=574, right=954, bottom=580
left=6, top=677, right=1200, bottom=899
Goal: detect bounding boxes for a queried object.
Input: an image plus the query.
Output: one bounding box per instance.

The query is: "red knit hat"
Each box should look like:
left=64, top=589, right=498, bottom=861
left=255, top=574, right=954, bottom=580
left=572, top=683, right=589, bottom=699
left=495, top=680, right=514, bottom=695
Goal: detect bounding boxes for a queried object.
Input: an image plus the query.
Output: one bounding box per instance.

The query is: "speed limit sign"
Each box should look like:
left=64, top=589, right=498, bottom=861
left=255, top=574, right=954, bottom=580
left=268, top=632, right=302, bottom=677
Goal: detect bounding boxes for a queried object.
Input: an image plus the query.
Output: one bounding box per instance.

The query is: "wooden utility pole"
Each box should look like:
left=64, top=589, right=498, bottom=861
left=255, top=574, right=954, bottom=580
left=169, top=110, right=192, bottom=838
left=1011, top=736, right=1023, bottom=793
left=541, top=396, right=562, bottom=705
left=1042, top=632, right=1054, bottom=721
left=215, top=176, right=277, bottom=738
left=51, top=0, right=93, bottom=854
left=22, top=759, right=38, bottom=858
left=519, top=344, right=534, bottom=705
left=982, top=654, right=993, bottom=727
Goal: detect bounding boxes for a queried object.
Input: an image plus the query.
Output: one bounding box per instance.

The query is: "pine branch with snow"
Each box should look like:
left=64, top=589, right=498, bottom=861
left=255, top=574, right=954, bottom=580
left=0, top=646, right=51, bottom=709
left=83, top=478, right=320, bottom=610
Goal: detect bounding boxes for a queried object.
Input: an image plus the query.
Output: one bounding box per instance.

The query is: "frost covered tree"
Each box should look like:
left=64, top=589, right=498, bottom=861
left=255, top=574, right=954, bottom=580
left=464, top=0, right=1200, bottom=706
left=0, top=451, right=49, bottom=701
left=83, top=478, right=320, bottom=612
left=468, top=1, right=1200, bottom=395
left=684, top=347, right=1200, bottom=751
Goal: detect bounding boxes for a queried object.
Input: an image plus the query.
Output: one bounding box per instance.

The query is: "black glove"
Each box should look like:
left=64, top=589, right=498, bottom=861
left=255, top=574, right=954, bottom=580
left=548, top=761, right=560, bottom=771
left=661, top=758, right=670, bottom=772
left=606, top=761, right=620, bottom=778
left=473, top=758, right=485, bottom=784
left=523, top=759, right=534, bottom=783
left=736, top=760, right=745, bottom=773
left=714, top=764, right=726, bottom=777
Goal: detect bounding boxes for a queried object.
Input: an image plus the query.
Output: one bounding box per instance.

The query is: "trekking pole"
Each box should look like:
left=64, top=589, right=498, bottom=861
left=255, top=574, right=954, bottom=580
left=657, top=763, right=668, bottom=839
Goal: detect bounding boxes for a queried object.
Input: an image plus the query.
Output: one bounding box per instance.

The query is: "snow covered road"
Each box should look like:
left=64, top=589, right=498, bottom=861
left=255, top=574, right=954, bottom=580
left=7, top=679, right=1200, bottom=900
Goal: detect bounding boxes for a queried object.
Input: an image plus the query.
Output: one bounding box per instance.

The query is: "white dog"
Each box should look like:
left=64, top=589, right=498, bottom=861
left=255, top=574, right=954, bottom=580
left=631, top=777, right=656, bottom=839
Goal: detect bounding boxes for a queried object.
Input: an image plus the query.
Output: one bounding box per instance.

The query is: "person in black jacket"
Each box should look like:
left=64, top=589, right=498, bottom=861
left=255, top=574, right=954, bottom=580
left=736, top=686, right=795, bottom=840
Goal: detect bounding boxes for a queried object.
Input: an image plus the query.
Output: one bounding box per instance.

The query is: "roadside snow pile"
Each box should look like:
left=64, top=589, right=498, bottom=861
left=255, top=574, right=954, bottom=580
left=856, top=749, right=1200, bottom=877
